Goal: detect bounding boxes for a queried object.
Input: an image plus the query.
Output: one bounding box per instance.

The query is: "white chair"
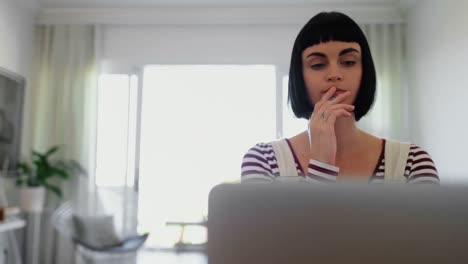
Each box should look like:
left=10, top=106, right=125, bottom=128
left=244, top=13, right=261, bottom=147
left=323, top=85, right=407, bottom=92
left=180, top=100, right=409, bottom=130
left=51, top=202, right=149, bottom=264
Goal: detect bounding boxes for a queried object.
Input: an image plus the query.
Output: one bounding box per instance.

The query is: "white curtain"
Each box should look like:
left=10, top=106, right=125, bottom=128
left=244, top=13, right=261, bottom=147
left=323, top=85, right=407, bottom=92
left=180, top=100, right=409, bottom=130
left=358, top=23, right=408, bottom=141
left=27, top=24, right=98, bottom=264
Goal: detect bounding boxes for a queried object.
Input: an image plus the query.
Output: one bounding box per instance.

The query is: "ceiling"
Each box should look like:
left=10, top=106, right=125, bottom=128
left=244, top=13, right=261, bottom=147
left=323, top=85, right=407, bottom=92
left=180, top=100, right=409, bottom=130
left=28, top=0, right=418, bottom=25
left=36, top=0, right=411, bottom=8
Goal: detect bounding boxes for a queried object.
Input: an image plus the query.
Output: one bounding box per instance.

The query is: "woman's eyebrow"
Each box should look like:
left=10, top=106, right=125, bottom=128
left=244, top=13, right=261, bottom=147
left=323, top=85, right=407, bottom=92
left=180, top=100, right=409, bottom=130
left=339, top=48, right=360, bottom=56
left=306, top=48, right=360, bottom=58
left=306, top=52, right=326, bottom=58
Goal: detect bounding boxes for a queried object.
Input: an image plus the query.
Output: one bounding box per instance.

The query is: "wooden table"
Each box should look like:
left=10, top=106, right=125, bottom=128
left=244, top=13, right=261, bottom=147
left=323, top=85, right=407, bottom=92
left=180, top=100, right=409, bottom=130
left=166, top=221, right=207, bottom=252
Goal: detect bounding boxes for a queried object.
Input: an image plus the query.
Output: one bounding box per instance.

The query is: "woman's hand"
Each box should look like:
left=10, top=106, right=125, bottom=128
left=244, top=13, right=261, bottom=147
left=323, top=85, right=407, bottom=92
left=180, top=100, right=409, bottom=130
left=307, top=86, right=355, bottom=166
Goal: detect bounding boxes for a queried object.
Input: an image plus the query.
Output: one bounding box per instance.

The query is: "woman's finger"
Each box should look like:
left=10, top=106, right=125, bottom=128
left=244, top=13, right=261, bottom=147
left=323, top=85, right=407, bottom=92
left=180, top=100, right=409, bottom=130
left=313, top=103, right=354, bottom=121
left=320, top=86, right=337, bottom=102
left=315, top=89, right=351, bottom=116
left=329, top=90, right=351, bottom=104
left=330, top=104, right=355, bottom=111
left=326, top=109, right=353, bottom=123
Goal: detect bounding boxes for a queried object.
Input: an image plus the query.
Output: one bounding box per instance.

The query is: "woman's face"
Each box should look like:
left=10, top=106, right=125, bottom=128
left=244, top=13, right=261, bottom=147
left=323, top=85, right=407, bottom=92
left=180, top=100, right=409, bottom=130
left=301, top=41, right=362, bottom=106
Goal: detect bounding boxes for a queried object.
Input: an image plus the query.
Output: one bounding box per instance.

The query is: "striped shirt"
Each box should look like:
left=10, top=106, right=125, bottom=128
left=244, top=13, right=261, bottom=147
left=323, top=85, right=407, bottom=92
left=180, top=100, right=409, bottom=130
left=241, top=139, right=439, bottom=185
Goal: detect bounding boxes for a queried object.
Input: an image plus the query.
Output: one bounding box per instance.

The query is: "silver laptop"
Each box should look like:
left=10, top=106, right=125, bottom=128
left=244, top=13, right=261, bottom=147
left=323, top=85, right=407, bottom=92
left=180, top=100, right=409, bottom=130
left=208, top=182, right=468, bottom=264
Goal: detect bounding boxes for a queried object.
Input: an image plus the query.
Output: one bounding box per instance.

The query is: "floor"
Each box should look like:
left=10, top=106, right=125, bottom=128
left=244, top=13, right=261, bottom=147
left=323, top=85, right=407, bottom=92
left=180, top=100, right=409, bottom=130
left=137, top=249, right=207, bottom=264
left=74, top=248, right=207, bottom=264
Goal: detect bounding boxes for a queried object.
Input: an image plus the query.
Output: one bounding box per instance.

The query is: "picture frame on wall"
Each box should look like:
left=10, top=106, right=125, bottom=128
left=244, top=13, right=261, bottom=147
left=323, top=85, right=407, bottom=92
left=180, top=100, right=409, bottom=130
left=0, top=67, right=25, bottom=175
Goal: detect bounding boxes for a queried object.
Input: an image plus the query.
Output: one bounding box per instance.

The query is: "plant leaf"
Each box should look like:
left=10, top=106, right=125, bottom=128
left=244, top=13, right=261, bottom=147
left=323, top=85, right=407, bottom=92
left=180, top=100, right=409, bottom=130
left=19, top=145, right=79, bottom=195
left=51, top=167, right=69, bottom=179
left=45, top=146, right=60, bottom=157
left=17, top=163, right=31, bottom=175
left=32, top=150, right=45, bottom=160
left=43, top=182, right=62, bottom=198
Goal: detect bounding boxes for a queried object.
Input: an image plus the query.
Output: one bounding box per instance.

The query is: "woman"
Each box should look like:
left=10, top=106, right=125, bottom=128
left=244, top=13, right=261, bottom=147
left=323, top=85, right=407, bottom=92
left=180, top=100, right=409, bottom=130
left=241, top=11, right=439, bottom=184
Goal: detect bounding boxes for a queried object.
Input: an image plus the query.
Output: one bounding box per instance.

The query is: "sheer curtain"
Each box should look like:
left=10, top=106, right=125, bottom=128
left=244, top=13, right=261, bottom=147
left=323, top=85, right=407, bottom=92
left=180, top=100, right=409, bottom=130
left=358, top=23, right=407, bottom=141
left=28, top=24, right=98, bottom=264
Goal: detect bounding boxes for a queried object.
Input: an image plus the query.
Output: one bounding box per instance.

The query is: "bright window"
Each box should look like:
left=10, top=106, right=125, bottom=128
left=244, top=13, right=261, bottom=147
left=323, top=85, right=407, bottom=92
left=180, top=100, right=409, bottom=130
left=96, top=74, right=131, bottom=187
left=138, top=65, right=276, bottom=247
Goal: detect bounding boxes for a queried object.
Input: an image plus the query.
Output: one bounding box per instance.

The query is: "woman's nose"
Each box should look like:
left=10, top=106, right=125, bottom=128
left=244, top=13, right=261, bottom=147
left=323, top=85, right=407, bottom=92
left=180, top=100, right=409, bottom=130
left=327, top=75, right=343, bottom=82
left=326, top=64, right=343, bottom=82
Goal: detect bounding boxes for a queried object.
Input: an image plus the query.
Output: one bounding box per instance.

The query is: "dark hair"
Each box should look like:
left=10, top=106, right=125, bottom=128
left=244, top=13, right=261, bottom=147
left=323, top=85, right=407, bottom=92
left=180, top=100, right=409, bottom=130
left=288, top=11, right=376, bottom=121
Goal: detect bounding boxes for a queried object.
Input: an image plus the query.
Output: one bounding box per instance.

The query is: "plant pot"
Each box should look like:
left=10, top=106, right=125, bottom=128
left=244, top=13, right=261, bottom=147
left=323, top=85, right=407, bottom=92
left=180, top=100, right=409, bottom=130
left=18, top=186, right=45, bottom=212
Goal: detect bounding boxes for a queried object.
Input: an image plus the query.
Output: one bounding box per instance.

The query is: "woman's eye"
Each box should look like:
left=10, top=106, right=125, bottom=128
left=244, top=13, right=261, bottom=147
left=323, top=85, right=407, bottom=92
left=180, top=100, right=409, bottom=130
left=342, top=61, right=356, bottom=66
left=311, top=63, right=325, bottom=70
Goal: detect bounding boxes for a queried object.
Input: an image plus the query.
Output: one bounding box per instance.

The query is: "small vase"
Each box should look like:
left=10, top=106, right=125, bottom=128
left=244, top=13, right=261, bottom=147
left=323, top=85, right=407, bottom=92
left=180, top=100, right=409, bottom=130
left=18, top=186, right=45, bottom=212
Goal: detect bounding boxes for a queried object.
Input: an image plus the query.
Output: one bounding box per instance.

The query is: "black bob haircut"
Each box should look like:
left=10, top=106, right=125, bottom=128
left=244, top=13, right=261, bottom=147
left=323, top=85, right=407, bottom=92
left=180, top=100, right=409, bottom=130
left=288, top=11, right=376, bottom=122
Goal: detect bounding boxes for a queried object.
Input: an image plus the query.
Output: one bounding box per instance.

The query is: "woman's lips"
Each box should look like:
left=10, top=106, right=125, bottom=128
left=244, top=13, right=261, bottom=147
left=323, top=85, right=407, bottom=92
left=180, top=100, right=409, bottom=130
left=322, top=88, right=347, bottom=96
left=333, top=90, right=346, bottom=96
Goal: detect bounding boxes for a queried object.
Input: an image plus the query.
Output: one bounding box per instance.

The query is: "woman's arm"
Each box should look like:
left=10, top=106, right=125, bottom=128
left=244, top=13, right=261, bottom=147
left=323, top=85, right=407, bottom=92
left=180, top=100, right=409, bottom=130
left=304, top=159, right=339, bottom=183
left=406, top=145, right=440, bottom=185
left=241, top=143, right=277, bottom=182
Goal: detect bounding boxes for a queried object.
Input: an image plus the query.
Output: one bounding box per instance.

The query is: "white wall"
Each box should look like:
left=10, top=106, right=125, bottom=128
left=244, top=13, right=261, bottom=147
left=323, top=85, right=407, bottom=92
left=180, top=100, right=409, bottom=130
left=0, top=0, right=35, bottom=78
left=406, top=0, right=468, bottom=183
left=0, top=0, right=36, bottom=207
left=0, top=2, right=35, bottom=261
left=97, top=5, right=402, bottom=73
left=0, top=0, right=36, bottom=161
left=101, top=24, right=298, bottom=74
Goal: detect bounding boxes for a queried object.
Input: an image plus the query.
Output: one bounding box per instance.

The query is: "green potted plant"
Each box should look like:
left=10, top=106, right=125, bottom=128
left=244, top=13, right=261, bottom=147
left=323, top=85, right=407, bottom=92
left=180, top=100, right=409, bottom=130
left=16, top=145, right=79, bottom=212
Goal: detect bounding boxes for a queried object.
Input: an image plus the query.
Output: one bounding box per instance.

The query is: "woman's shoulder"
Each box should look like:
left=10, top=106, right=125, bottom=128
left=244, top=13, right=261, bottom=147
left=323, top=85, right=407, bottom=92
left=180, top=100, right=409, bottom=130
left=241, top=141, right=279, bottom=180
left=407, top=143, right=431, bottom=155
left=373, top=138, right=439, bottom=184
left=384, top=139, right=433, bottom=157
left=405, top=143, right=438, bottom=170
left=407, top=143, right=439, bottom=184
left=242, top=142, right=276, bottom=160
left=382, top=139, right=436, bottom=165
left=385, top=140, right=439, bottom=184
